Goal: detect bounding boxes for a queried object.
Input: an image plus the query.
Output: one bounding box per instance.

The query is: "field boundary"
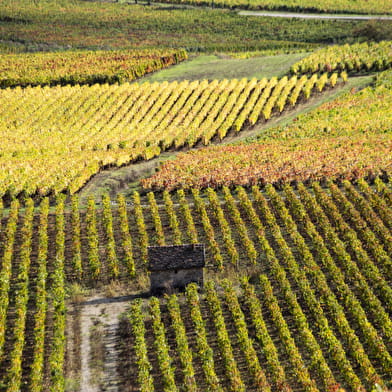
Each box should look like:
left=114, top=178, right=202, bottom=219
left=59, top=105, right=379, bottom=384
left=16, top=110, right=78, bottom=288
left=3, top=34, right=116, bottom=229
left=238, top=10, right=392, bottom=19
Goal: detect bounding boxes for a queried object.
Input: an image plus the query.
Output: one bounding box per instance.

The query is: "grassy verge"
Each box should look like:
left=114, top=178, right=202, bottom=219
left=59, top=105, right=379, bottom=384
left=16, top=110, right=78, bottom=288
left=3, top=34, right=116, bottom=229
left=141, top=52, right=309, bottom=82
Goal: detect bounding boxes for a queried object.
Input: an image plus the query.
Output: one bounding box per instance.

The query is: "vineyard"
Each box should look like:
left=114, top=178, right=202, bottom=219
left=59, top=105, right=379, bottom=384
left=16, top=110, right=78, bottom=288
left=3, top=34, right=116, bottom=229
left=290, top=41, right=392, bottom=75
left=141, top=77, right=392, bottom=191
left=0, top=49, right=187, bottom=88
left=0, top=72, right=343, bottom=199
left=0, top=0, right=388, bottom=54
left=0, top=1, right=391, bottom=391
left=141, top=134, right=392, bottom=191
left=0, top=179, right=391, bottom=390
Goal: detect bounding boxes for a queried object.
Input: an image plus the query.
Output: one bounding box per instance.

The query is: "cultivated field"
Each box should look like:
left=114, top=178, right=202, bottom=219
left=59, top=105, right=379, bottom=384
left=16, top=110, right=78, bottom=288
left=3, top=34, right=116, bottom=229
left=0, top=49, right=187, bottom=87
left=290, top=41, right=392, bottom=74
left=0, top=73, right=344, bottom=199
left=142, top=73, right=392, bottom=190
left=0, top=180, right=391, bottom=390
left=1, top=0, right=391, bottom=53
left=0, top=1, right=391, bottom=391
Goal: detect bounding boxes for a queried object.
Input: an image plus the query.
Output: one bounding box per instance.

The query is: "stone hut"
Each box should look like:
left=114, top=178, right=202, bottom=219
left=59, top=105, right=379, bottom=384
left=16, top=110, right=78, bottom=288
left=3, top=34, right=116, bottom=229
left=148, top=244, right=205, bottom=295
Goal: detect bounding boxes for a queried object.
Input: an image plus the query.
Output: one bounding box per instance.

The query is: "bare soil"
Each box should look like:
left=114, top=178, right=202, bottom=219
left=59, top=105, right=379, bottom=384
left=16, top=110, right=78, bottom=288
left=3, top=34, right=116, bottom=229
left=71, top=290, right=150, bottom=392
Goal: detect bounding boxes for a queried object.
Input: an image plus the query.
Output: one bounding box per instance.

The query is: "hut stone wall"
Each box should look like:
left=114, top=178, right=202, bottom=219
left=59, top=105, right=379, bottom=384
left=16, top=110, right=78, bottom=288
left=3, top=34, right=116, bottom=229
left=150, top=267, right=204, bottom=295
left=148, top=244, right=205, bottom=295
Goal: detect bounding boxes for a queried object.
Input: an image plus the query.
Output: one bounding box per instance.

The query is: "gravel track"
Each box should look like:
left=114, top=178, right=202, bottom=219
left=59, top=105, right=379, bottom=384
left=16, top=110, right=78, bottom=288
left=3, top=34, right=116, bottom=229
left=238, top=10, right=392, bottom=19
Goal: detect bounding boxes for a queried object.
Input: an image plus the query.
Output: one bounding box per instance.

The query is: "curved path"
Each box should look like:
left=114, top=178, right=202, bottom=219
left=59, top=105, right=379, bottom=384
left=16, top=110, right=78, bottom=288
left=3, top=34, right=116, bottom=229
left=238, top=10, right=392, bottom=20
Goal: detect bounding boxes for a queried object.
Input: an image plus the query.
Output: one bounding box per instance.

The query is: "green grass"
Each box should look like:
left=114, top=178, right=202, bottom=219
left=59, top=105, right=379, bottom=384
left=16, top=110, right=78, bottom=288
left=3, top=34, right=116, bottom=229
left=78, top=153, right=175, bottom=204
left=142, top=52, right=309, bottom=82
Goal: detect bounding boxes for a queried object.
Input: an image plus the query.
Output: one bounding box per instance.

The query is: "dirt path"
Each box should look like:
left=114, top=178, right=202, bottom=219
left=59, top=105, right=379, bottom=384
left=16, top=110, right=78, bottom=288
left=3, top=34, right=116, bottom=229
left=238, top=10, right=392, bottom=19
left=78, top=156, right=171, bottom=204
left=79, top=296, right=134, bottom=392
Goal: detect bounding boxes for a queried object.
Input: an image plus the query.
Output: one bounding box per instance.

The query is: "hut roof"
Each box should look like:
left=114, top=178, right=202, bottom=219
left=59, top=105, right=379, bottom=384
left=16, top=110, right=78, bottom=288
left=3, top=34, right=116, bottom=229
left=148, top=244, right=205, bottom=272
